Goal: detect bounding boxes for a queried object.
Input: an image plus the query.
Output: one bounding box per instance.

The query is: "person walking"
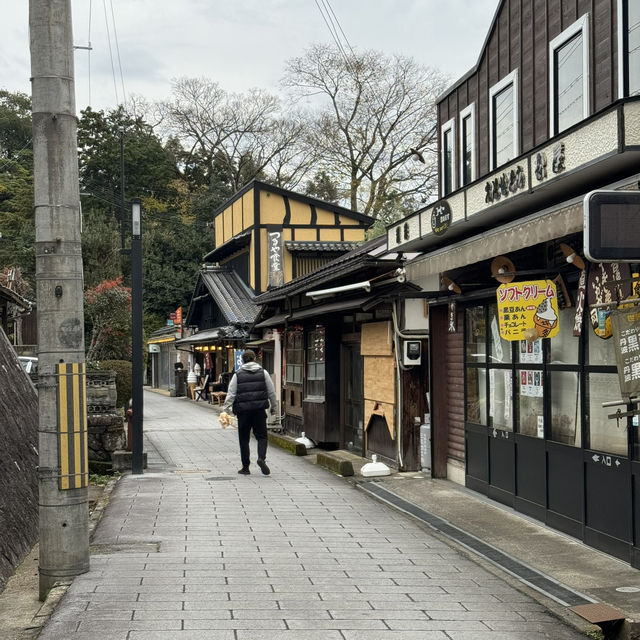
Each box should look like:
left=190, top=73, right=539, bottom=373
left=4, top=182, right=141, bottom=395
left=222, top=349, right=277, bottom=475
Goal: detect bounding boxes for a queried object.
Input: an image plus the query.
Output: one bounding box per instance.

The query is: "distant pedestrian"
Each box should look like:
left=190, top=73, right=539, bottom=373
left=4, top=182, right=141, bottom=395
left=222, top=349, right=277, bottom=475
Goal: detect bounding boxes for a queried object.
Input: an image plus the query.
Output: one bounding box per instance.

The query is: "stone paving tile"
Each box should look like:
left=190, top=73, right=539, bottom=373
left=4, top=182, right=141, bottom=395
left=36, top=392, right=585, bottom=640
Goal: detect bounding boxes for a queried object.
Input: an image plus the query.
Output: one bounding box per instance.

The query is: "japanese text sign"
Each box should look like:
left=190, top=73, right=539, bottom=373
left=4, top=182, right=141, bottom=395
left=496, top=280, right=560, bottom=341
left=611, top=308, right=640, bottom=400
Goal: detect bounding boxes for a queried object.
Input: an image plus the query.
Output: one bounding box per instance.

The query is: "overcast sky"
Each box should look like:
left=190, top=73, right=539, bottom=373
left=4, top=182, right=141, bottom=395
left=5, top=0, right=498, bottom=112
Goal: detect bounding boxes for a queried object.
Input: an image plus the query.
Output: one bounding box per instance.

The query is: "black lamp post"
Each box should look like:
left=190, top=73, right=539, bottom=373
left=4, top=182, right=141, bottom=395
left=131, top=198, right=144, bottom=474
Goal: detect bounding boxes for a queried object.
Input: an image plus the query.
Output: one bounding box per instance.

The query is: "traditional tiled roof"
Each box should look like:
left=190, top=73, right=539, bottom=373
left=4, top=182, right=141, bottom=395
left=285, top=241, right=360, bottom=253
left=199, top=267, right=259, bottom=324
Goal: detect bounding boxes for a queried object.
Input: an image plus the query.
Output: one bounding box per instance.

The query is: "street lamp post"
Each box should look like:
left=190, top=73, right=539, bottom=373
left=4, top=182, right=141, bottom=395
left=131, top=199, right=144, bottom=474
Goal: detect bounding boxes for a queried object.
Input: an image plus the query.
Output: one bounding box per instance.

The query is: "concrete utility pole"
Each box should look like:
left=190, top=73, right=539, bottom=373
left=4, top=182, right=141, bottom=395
left=30, top=0, right=90, bottom=599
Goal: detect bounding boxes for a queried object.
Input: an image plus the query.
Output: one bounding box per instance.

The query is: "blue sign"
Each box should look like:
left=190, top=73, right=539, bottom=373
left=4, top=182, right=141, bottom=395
left=234, top=349, right=244, bottom=371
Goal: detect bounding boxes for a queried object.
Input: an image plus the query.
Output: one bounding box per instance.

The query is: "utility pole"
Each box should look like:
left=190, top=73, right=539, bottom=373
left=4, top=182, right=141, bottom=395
left=30, top=0, right=90, bottom=599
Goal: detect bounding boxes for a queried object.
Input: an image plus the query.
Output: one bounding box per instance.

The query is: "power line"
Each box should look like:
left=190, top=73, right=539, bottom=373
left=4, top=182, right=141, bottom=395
left=109, top=0, right=126, bottom=104
left=102, top=0, right=119, bottom=104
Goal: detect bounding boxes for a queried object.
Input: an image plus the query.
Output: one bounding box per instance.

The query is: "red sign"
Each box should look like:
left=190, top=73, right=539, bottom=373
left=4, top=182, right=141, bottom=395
left=169, top=312, right=176, bottom=320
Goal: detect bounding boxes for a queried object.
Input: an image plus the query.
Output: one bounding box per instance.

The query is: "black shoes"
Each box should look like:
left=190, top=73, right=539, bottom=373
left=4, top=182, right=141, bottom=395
left=257, top=459, right=270, bottom=476
left=238, top=467, right=250, bottom=475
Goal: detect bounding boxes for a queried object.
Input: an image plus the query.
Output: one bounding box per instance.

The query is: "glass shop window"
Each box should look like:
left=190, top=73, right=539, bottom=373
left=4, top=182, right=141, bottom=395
left=517, top=369, right=544, bottom=437
left=285, top=330, right=303, bottom=385
left=490, top=368, right=513, bottom=431
left=625, top=1, right=640, bottom=96
left=466, top=306, right=486, bottom=363
left=466, top=367, right=487, bottom=426
left=489, top=304, right=512, bottom=364
left=587, top=315, right=617, bottom=366
left=549, top=370, right=581, bottom=446
left=306, top=328, right=325, bottom=399
left=587, top=372, right=628, bottom=456
left=549, top=306, right=579, bottom=364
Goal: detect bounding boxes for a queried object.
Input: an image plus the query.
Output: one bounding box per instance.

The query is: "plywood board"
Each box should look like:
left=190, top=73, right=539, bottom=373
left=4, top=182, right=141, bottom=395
left=364, top=356, right=395, bottom=404
left=363, top=354, right=396, bottom=440
left=364, top=400, right=395, bottom=440
left=361, top=321, right=393, bottom=356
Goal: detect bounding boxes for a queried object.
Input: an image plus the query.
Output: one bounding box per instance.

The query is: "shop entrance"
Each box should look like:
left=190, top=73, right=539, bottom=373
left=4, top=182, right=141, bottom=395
left=461, top=301, right=637, bottom=565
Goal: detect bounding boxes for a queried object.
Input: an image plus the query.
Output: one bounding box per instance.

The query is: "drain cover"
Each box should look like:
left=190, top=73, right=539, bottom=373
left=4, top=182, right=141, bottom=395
left=570, top=603, right=626, bottom=623
left=205, top=476, right=233, bottom=481
left=173, top=469, right=210, bottom=474
left=616, top=586, right=640, bottom=593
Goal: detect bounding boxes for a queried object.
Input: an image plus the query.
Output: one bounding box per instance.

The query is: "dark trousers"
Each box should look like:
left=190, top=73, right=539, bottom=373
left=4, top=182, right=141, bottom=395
left=237, top=409, right=268, bottom=467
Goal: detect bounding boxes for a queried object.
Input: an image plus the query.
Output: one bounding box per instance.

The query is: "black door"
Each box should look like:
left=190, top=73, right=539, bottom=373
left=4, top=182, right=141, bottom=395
left=341, top=341, right=364, bottom=454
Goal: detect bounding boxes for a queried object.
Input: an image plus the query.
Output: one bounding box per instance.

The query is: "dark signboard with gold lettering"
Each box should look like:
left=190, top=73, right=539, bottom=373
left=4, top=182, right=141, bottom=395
left=431, top=200, right=451, bottom=236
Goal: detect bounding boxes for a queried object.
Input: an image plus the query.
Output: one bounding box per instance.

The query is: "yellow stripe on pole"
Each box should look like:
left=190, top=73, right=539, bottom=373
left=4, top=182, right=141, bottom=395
left=57, top=362, right=89, bottom=490
left=58, top=363, right=70, bottom=490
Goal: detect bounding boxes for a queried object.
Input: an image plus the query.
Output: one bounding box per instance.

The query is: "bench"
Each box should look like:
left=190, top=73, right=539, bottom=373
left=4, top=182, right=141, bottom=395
left=210, top=391, right=227, bottom=406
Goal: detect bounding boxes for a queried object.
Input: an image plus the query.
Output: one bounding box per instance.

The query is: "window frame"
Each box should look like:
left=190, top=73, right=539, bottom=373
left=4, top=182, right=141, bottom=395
left=305, top=327, right=326, bottom=400
left=489, top=70, right=519, bottom=170
left=440, top=117, right=456, bottom=196
left=459, top=103, right=476, bottom=187
left=549, top=14, right=590, bottom=136
left=285, top=329, right=303, bottom=386
left=618, top=0, right=640, bottom=98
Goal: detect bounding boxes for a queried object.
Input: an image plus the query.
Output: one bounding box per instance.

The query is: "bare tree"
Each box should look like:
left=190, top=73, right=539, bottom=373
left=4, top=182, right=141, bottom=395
left=159, top=78, right=314, bottom=191
left=283, top=44, right=450, bottom=220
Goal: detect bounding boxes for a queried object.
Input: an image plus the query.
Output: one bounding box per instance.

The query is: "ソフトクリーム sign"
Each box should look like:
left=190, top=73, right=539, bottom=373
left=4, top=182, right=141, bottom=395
left=497, top=280, right=560, bottom=341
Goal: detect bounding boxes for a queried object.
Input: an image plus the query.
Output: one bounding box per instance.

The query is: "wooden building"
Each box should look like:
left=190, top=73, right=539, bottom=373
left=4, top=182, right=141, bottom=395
left=254, top=236, right=427, bottom=467
left=170, top=180, right=374, bottom=407
left=388, top=0, right=640, bottom=565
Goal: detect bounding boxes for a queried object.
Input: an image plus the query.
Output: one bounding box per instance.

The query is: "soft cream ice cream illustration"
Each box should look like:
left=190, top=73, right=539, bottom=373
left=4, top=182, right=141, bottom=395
left=533, top=298, right=557, bottom=337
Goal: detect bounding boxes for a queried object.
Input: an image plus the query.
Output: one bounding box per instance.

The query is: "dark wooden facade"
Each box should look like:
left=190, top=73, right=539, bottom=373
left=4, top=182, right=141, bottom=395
left=389, top=0, right=640, bottom=565
left=438, top=0, right=619, bottom=187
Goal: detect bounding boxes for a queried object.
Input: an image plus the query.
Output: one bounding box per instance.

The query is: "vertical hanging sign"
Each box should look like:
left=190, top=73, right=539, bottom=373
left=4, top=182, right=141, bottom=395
left=56, top=362, right=89, bottom=490
left=268, top=231, right=285, bottom=288
left=611, top=307, right=640, bottom=400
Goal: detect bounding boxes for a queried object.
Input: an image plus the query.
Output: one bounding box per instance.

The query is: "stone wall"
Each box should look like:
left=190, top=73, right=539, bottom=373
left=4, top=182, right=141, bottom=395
left=0, top=329, right=38, bottom=592
left=86, top=371, right=125, bottom=461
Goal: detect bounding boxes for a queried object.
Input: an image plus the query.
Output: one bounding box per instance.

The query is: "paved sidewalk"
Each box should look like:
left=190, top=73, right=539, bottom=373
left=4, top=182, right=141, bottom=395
left=38, top=390, right=585, bottom=639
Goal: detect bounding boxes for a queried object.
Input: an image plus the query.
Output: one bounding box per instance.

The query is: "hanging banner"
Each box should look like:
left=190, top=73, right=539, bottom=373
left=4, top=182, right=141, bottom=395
left=267, top=230, right=285, bottom=288
left=611, top=307, right=640, bottom=400
left=496, top=280, right=560, bottom=341
left=587, top=262, right=631, bottom=339
left=572, top=268, right=587, bottom=337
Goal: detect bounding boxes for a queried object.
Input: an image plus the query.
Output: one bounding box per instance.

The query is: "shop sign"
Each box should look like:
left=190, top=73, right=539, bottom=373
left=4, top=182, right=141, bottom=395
left=484, top=165, right=526, bottom=204
left=587, top=263, right=632, bottom=339
left=611, top=307, right=640, bottom=399
left=431, top=200, right=452, bottom=236
left=496, top=280, right=560, bottom=341
left=234, top=349, right=244, bottom=371
left=268, top=231, right=285, bottom=287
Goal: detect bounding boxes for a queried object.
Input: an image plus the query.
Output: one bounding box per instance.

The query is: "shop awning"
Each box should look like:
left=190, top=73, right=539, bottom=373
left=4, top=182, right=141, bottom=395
left=254, top=312, right=290, bottom=329
left=174, top=326, right=249, bottom=346
left=244, top=338, right=273, bottom=346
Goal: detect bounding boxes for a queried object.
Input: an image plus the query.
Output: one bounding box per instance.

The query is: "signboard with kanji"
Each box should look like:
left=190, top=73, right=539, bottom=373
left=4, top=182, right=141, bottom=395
left=496, top=280, right=560, bottom=342
left=611, top=307, right=640, bottom=399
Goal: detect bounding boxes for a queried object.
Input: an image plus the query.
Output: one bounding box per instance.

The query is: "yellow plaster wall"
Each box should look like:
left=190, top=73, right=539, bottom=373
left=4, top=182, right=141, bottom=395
left=260, top=191, right=286, bottom=225
left=315, top=207, right=337, bottom=226
left=294, top=228, right=318, bottom=241
left=214, top=214, right=224, bottom=248
left=242, top=191, right=253, bottom=228
left=283, top=228, right=293, bottom=282
left=223, top=207, right=234, bottom=244
left=232, top=198, right=243, bottom=235
left=288, top=199, right=312, bottom=224
left=337, top=212, right=360, bottom=226
left=318, top=227, right=342, bottom=242
left=343, top=227, right=366, bottom=242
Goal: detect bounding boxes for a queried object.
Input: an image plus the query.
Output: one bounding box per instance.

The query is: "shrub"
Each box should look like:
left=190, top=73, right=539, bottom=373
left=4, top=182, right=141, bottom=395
left=97, top=359, right=132, bottom=410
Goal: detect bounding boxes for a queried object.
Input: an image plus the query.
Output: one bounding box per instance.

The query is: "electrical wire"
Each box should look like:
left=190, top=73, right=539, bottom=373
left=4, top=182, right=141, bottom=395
left=109, top=0, right=126, bottom=104
left=102, top=0, right=119, bottom=105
